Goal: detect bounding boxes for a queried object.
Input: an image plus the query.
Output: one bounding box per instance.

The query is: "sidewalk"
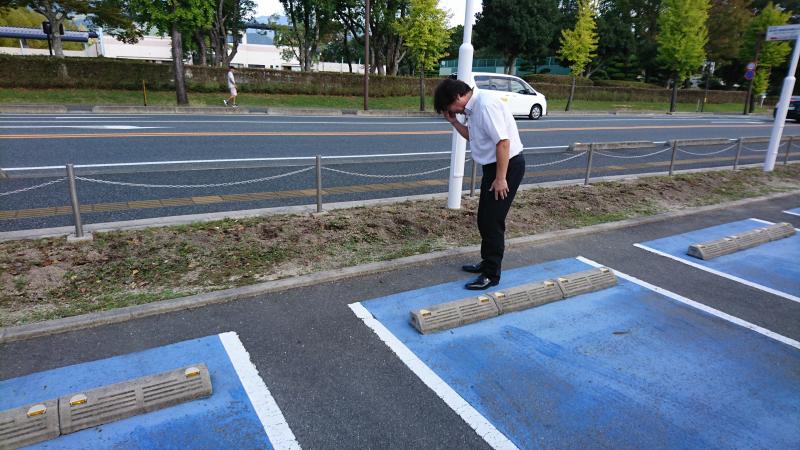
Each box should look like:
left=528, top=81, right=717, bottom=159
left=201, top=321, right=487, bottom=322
left=0, top=102, right=772, bottom=118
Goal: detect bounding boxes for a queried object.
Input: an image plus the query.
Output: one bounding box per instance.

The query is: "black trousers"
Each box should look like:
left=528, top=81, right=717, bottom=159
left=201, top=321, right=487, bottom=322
left=478, top=154, right=525, bottom=281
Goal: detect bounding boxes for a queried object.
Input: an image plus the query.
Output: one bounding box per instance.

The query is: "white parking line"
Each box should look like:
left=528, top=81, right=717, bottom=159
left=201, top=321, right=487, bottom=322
left=631, top=241, right=800, bottom=304
left=219, top=331, right=302, bottom=450
left=576, top=256, right=800, bottom=349
left=782, top=209, right=800, bottom=217
left=348, top=302, right=519, bottom=450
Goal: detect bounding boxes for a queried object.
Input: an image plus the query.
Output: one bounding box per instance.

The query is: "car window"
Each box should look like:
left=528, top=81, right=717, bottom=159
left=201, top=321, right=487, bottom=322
left=510, top=79, right=527, bottom=94
left=489, top=77, right=509, bottom=91
left=474, top=76, right=493, bottom=90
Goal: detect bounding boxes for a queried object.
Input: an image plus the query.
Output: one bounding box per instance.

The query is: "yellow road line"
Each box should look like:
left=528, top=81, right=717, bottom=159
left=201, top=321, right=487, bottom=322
left=2, top=154, right=771, bottom=221
left=0, top=124, right=770, bottom=140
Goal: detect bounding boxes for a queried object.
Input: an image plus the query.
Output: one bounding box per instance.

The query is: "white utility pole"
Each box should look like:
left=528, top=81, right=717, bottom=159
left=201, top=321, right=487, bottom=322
left=446, top=0, right=475, bottom=209
left=765, top=26, right=800, bottom=171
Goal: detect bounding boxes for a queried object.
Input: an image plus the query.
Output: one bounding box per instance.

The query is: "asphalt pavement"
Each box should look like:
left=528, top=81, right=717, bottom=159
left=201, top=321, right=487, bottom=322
left=2, top=191, right=798, bottom=448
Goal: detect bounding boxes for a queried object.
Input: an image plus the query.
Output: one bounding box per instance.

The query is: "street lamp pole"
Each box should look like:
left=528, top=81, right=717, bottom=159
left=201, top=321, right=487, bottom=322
left=446, top=0, right=475, bottom=209
left=765, top=34, right=800, bottom=171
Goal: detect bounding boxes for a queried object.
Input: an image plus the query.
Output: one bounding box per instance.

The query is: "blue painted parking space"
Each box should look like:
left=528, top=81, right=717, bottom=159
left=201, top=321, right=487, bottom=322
left=785, top=207, right=800, bottom=217
left=636, top=218, right=800, bottom=301
left=357, top=257, right=800, bottom=448
left=0, top=333, right=296, bottom=449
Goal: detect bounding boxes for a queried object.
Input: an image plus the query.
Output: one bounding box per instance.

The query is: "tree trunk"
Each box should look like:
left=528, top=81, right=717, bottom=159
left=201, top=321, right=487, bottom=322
left=343, top=30, right=353, bottom=73
left=170, top=24, right=189, bottom=105
left=566, top=75, right=576, bottom=112
left=419, top=63, right=425, bottom=112
left=194, top=31, right=208, bottom=66
left=505, top=56, right=516, bottom=74
left=669, top=77, right=678, bottom=114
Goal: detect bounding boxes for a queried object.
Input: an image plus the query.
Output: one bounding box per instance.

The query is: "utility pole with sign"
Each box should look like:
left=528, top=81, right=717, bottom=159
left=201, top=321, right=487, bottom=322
left=764, top=24, right=800, bottom=171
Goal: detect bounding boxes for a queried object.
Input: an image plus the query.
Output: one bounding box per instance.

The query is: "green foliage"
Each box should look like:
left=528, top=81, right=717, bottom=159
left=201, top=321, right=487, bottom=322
left=0, top=7, right=82, bottom=50
left=277, top=0, right=337, bottom=71
left=656, top=0, right=710, bottom=79
left=474, top=0, right=561, bottom=73
left=741, top=2, right=791, bottom=95
left=557, top=0, right=598, bottom=77
left=706, top=0, right=753, bottom=67
left=393, top=0, right=451, bottom=72
left=592, top=0, right=638, bottom=79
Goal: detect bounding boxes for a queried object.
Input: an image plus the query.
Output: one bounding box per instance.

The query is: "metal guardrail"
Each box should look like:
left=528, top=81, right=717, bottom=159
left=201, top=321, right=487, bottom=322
left=1, top=136, right=797, bottom=238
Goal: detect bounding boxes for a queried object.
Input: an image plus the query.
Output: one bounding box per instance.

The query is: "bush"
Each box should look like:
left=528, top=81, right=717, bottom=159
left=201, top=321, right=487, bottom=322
left=523, top=73, right=593, bottom=86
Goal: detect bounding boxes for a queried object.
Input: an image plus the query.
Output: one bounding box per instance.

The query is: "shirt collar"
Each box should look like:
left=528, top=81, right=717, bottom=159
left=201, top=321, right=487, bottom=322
left=464, top=88, right=478, bottom=116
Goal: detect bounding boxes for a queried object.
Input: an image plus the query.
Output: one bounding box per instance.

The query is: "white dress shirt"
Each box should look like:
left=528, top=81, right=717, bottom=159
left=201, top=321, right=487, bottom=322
left=464, top=89, right=523, bottom=165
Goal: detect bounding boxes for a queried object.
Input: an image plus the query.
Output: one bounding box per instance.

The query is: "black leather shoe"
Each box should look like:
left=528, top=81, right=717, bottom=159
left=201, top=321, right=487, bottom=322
left=465, top=275, right=499, bottom=290
left=461, top=262, right=484, bottom=273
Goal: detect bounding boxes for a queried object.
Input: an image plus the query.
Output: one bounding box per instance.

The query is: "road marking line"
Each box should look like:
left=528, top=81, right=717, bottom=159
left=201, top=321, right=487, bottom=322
left=219, top=331, right=302, bottom=450
left=632, top=242, right=800, bottom=304
left=783, top=209, right=800, bottom=217
left=748, top=217, right=800, bottom=231
left=0, top=125, right=167, bottom=129
left=348, top=303, right=519, bottom=450
left=576, top=256, right=800, bottom=349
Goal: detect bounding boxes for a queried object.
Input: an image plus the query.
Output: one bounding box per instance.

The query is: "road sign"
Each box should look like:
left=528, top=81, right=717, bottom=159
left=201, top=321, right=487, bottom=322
left=746, top=62, right=756, bottom=71
left=745, top=70, right=755, bottom=81
left=766, top=24, right=800, bottom=41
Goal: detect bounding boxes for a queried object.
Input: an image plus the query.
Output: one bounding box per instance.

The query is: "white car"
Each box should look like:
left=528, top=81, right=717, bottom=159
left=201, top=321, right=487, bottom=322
left=470, top=72, right=548, bottom=120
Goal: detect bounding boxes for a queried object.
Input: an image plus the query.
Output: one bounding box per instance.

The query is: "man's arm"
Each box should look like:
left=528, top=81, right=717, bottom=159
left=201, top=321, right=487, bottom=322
left=490, top=139, right=510, bottom=200
left=443, top=111, right=469, bottom=140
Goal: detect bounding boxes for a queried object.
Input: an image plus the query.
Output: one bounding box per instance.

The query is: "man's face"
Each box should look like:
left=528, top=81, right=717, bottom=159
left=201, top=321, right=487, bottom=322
left=447, top=93, right=469, bottom=115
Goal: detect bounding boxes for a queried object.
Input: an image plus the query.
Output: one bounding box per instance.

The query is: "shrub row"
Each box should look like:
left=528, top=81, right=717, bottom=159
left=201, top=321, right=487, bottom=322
left=0, top=55, right=746, bottom=103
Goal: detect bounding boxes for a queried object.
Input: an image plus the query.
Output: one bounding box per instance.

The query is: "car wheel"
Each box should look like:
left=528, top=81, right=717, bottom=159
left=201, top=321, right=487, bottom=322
left=529, top=104, right=543, bottom=120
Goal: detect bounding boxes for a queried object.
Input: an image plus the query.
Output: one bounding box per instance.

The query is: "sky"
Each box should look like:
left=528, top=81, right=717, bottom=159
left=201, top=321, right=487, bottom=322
left=254, top=0, right=481, bottom=27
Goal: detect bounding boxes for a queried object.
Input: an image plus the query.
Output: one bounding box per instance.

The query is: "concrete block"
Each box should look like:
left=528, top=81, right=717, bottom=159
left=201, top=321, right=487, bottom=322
left=730, top=228, right=770, bottom=250
left=0, top=399, right=59, bottom=449
left=489, top=280, right=563, bottom=314
left=687, top=237, right=740, bottom=260
left=556, top=267, right=617, bottom=298
left=765, top=222, right=796, bottom=241
left=410, top=295, right=499, bottom=334
left=58, top=363, right=212, bottom=434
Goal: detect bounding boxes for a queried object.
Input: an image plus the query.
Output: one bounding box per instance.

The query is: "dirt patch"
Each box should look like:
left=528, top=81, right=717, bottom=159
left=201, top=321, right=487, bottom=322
left=1, top=166, right=798, bottom=327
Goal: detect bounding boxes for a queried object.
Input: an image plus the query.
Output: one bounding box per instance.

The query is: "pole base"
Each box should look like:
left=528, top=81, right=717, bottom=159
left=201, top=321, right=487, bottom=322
left=67, top=232, right=93, bottom=243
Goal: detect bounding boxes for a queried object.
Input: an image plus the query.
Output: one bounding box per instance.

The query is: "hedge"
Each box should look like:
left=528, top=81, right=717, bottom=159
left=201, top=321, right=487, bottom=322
left=0, top=55, right=747, bottom=103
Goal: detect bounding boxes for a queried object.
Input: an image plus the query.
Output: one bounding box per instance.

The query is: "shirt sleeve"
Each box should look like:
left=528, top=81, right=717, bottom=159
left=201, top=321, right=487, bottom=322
left=483, top=99, right=509, bottom=145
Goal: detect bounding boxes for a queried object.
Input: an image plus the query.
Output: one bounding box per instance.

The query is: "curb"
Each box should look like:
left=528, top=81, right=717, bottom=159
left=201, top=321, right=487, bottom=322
left=2, top=189, right=798, bottom=344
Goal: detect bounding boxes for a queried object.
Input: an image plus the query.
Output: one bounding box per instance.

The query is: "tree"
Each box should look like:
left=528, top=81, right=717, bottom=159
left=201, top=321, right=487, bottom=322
left=589, top=0, right=639, bottom=80
left=276, top=0, right=337, bottom=72
left=657, top=0, right=710, bottom=112
left=741, top=3, right=791, bottom=103
left=208, top=0, right=256, bottom=67
left=394, top=0, right=450, bottom=111
left=706, top=0, right=753, bottom=68
left=631, top=0, right=662, bottom=83
left=558, top=0, right=598, bottom=111
left=473, top=0, right=561, bottom=75
left=0, top=0, right=138, bottom=57
left=129, top=0, right=215, bottom=105
left=0, top=6, right=83, bottom=50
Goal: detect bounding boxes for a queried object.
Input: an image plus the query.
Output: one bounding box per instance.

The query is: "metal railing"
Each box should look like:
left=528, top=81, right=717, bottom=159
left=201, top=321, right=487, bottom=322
left=1, top=136, right=797, bottom=238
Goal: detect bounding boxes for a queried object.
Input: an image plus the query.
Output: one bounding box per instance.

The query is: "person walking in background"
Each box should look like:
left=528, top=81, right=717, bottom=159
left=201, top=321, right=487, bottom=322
left=434, top=78, right=526, bottom=290
left=224, top=65, right=238, bottom=107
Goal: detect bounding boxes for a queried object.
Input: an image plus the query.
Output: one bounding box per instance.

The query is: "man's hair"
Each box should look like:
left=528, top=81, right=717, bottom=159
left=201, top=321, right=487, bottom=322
left=434, top=78, right=472, bottom=113
left=229, top=65, right=235, bottom=69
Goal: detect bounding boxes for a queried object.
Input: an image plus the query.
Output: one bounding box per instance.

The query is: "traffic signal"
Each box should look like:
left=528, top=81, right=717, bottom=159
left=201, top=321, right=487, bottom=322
left=41, top=21, right=51, bottom=35
left=58, top=23, right=64, bottom=35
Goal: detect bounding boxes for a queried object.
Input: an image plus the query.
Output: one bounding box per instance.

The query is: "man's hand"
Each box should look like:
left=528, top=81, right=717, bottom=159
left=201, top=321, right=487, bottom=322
left=490, top=178, right=509, bottom=200
left=443, top=110, right=459, bottom=125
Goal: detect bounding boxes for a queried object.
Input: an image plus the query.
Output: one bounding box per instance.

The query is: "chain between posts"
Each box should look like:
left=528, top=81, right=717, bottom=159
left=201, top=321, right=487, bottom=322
left=668, top=141, right=679, bottom=176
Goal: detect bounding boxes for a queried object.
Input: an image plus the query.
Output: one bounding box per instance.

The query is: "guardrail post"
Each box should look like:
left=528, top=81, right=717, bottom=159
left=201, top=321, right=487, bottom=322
left=469, top=158, right=477, bottom=197
left=784, top=136, right=793, bottom=165
left=733, top=138, right=743, bottom=170
left=584, top=143, right=594, bottom=185
left=66, top=164, right=85, bottom=238
left=315, top=155, right=322, bottom=213
left=668, top=140, right=678, bottom=176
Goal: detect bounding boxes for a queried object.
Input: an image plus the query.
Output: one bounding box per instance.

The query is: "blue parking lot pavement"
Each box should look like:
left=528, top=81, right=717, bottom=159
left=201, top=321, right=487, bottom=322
left=636, top=218, right=800, bottom=301
left=0, top=333, right=294, bottom=449
left=785, top=207, right=800, bottom=217
left=356, top=257, right=800, bottom=448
